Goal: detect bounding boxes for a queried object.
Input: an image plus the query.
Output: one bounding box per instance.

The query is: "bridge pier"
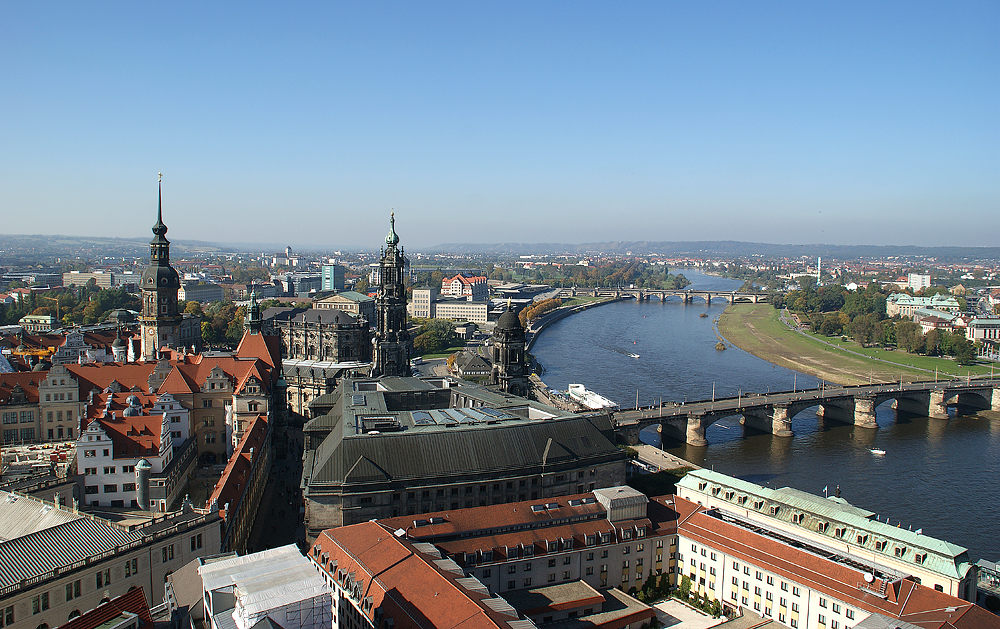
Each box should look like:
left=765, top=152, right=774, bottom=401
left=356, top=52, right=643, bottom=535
left=817, top=402, right=854, bottom=424
left=853, top=396, right=878, bottom=428
left=994, top=388, right=1000, bottom=412
left=771, top=405, right=794, bottom=438
left=686, top=413, right=708, bottom=447
left=928, top=389, right=950, bottom=420
left=616, top=421, right=640, bottom=446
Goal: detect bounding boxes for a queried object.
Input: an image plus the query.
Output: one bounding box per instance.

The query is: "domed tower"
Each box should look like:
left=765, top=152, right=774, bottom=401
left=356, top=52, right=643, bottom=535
left=140, top=174, right=182, bottom=360
left=372, top=213, right=411, bottom=377
left=490, top=303, right=529, bottom=397
left=111, top=327, right=127, bottom=362
left=245, top=288, right=262, bottom=335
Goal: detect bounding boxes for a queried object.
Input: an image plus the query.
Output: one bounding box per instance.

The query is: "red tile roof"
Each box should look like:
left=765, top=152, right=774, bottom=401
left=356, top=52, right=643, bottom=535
left=313, top=522, right=516, bottom=629
left=58, top=585, right=153, bottom=629
left=673, top=496, right=995, bottom=629
left=91, top=413, right=165, bottom=459
left=0, top=372, right=43, bottom=404
left=208, top=414, right=269, bottom=513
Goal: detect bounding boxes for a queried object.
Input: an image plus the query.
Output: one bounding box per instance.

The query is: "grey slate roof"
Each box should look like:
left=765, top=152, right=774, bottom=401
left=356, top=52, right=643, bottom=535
left=308, top=413, right=620, bottom=488
left=263, top=307, right=358, bottom=325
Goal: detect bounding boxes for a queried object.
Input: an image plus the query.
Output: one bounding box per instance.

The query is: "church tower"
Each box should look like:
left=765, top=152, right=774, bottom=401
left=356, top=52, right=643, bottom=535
left=140, top=174, right=182, bottom=360
left=372, top=213, right=410, bottom=377
left=490, top=304, right=529, bottom=397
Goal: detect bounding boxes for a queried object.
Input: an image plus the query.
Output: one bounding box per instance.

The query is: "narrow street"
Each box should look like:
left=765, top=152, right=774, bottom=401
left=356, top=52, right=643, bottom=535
left=247, top=424, right=306, bottom=553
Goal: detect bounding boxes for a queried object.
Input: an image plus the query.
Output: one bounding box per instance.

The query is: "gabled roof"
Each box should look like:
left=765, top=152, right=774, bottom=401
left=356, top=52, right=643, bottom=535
left=208, top=414, right=269, bottom=513
left=91, top=413, right=165, bottom=458
left=236, top=330, right=282, bottom=371
left=59, top=585, right=153, bottom=629
left=0, top=372, right=42, bottom=404
left=314, top=522, right=517, bottom=628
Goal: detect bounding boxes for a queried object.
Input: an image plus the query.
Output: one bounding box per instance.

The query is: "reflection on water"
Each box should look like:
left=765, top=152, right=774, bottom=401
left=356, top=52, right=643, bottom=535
left=533, top=270, right=1000, bottom=561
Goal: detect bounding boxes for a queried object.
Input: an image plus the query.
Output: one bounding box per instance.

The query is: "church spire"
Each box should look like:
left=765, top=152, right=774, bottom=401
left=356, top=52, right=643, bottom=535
left=152, top=172, right=167, bottom=238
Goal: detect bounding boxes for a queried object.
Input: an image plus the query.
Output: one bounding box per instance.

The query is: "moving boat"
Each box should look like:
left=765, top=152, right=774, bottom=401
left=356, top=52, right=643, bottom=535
left=870, top=448, right=886, bottom=456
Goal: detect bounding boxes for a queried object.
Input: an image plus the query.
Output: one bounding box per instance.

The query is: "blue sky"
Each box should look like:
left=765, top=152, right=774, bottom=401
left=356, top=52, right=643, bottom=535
left=2, top=2, right=997, bottom=250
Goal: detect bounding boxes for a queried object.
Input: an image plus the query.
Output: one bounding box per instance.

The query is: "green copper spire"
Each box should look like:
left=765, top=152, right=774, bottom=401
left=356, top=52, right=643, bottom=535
left=385, top=211, right=399, bottom=247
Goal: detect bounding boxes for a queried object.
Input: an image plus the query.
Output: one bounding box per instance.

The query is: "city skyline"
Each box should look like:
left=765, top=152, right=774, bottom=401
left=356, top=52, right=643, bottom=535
left=2, top=2, right=997, bottom=249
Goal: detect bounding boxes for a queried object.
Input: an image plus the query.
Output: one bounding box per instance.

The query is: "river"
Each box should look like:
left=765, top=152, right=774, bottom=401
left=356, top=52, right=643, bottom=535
left=531, top=269, right=999, bottom=561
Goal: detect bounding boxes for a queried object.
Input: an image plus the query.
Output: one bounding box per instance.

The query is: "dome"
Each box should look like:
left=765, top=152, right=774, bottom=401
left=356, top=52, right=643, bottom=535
left=32, top=360, right=50, bottom=372
left=126, top=394, right=141, bottom=407
left=140, top=264, right=180, bottom=289
left=122, top=405, right=141, bottom=417
left=496, top=308, right=522, bottom=331
left=385, top=213, right=399, bottom=247
left=112, top=335, right=126, bottom=349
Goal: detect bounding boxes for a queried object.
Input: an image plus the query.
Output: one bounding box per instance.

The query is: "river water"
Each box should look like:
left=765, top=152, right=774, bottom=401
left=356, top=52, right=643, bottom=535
left=531, top=269, right=999, bottom=561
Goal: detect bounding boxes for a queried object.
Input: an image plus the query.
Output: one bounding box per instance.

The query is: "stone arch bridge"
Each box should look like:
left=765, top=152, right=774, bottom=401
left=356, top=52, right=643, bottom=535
left=613, top=379, right=1000, bottom=447
left=556, top=287, right=767, bottom=304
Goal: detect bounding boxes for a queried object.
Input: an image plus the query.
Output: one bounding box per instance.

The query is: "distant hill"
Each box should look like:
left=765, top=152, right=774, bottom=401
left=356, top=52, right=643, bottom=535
left=426, top=241, right=1000, bottom=262
left=2, top=233, right=999, bottom=263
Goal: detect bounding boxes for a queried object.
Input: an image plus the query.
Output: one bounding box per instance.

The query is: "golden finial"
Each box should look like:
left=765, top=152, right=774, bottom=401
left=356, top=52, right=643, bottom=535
left=158, top=172, right=162, bottom=183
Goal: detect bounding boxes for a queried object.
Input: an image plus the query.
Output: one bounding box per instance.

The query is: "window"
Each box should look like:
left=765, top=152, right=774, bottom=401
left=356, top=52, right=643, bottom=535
left=831, top=621, right=839, bottom=629
left=819, top=597, right=827, bottom=608
left=508, top=565, right=516, bottom=574
left=524, top=577, right=532, bottom=587
left=563, top=571, right=570, bottom=579
left=832, top=603, right=841, bottom=614
left=818, top=614, right=826, bottom=625
left=31, top=592, right=49, bottom=614
left=791, top=603, right=799, bottom=613
left=190, top=533, right=203, bottom=551
left=548, top=574, right=556, bottom=583
left=482, top=569, right=491, bottom=578
left=792, top=586, right=800, bottom=596
left=85, top=485, right=98, bottom=494
left=732, top=577, right=739, bottom=586
left=756, top=570, right=763, bottom=580
left=65, top=580, right=81, bottom=601
left=846, top=609, right=854, bottom=620
left=780, top=597, right=787, bottom=607
left=205, top=432, right=216, bottom=444
left=123, top=483, right=136, bottom=492
left=710, top=552, right=716, bottom=561
left=586, top=566, right=593, bottom=575
left=202, top=399, right=213, bottom=408
left=103, top=466, right=116, bottom=474
left=781, top=581, right=788, bottom=591
left=790, top=620, right=798, bottom=628
left=103, top=484, right=117, bottom=493
left=755, top=586, right=762, bottom=595
left=744, top=566, right=750, bottom=575
left=2, top=606, right=12, bottom=626
left=507, top=580, right=515, bottom=589
left=548, top=559, right=556, bottom=568
left=525, top=563, right=532, bottom=571
left=767, top=576, right=774, bottom=585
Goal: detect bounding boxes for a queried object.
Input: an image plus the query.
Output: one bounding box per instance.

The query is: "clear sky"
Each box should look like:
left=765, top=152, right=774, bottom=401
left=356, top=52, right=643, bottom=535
left=2, top=2, right=997, bottom=250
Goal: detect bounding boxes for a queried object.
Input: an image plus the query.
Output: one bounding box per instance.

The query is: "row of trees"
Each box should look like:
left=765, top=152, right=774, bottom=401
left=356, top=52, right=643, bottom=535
left=0, top=283, right=140, bottom=328
left=519, top=298, right=563, bottom=326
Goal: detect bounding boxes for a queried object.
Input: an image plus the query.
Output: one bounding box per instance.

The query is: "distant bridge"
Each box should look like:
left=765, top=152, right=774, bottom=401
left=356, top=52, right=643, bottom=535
left=556, top=287, right=767, bottom=304
left=613, top=379, right=1000, bottom=446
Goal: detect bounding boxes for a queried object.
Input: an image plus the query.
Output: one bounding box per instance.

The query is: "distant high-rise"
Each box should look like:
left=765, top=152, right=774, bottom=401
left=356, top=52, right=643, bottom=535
left=372, top=213, right=410, bottom=377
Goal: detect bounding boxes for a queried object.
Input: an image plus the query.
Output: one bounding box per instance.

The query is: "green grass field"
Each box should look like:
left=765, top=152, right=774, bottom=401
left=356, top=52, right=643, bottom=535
left=717, top=303, right=993, bottom=385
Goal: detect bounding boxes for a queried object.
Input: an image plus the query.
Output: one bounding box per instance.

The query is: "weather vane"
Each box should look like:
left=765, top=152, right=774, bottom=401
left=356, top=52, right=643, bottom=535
left=158, top=172, right=162, bottom=183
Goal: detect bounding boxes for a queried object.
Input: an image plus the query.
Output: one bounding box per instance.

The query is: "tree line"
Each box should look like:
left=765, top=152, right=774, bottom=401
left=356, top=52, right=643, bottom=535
left=771, top=278, right=977, bottom=365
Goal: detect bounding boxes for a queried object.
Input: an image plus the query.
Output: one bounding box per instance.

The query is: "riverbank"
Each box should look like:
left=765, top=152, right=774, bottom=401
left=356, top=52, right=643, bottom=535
left=717, top=303, right=993, bottom=386
left=525, top=296, right=621, bottom=351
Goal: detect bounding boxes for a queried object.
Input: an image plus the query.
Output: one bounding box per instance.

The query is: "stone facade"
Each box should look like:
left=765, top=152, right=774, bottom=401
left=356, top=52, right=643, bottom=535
left=372, top=214, right=410, bottom=377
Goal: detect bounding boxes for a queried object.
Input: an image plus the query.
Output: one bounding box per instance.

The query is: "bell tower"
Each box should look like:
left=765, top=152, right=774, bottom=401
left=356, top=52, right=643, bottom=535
left=372, top=213, right=410, bottom=377
left=490, top=303, right=529, bottom=397
left=140, top=174, right=182, bottom=360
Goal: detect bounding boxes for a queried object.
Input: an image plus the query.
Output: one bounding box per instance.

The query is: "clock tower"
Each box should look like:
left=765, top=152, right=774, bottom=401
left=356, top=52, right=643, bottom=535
left=140, top=175, right=183, bottom=360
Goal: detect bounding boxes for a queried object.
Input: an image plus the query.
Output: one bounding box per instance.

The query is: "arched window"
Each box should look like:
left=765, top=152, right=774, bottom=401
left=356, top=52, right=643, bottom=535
left=68, top=610, right=81, bottom=620
left=164, top=570, right=173, bottom=583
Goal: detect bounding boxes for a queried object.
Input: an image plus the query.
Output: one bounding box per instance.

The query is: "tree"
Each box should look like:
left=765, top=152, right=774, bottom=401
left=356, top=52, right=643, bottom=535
left=184, top=300, right=203, bottom=316
left=678, top=575, right=692, bottom=598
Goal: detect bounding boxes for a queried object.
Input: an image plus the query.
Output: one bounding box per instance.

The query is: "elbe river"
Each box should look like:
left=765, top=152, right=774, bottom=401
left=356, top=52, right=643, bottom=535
left=531, top=269, right=998, bottom=561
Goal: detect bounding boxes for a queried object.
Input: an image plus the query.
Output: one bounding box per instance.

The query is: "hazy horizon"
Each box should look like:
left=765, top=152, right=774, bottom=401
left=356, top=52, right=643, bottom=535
left=3, top=3, right=997, bottom=249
